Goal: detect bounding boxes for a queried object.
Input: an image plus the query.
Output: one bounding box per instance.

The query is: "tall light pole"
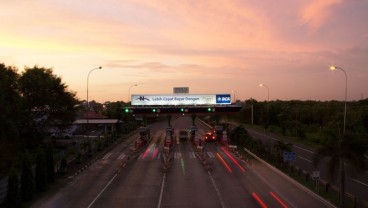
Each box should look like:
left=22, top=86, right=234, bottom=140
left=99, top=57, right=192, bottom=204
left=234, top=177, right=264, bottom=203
left=128, top=84, right=138, bottom=103
left=329, top=66, right=347, bottom=135
left=329, top=65, right=347, bottom=208
left=259, top=83, right=270, bottom=130
left=87, top=66, right=102, bottom=110
left=259, top=84, right=269, bottom=102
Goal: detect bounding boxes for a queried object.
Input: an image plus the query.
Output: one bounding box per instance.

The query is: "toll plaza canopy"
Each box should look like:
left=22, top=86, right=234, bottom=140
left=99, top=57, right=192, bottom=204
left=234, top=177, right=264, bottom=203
left=131, top=94, right=231, bottom=106
left=127, top=94, right=241, bottom=115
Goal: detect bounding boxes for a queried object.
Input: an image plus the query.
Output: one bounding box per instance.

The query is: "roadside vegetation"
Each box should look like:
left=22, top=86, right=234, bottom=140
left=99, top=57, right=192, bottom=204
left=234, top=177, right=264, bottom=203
left=224, top=99, right=368, bottom=208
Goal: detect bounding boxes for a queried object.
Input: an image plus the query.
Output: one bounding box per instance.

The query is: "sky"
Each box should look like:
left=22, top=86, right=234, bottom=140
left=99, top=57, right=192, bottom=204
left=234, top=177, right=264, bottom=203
left=1, top=0, right=368, bottom=103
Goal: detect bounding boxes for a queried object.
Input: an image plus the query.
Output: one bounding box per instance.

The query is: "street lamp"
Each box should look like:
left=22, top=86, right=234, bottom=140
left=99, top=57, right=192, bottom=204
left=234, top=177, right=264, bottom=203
left=128, top=84, right=138, bottom=103
left=259, top=84, right=269, bottom=102
left=87, top=66, right=102, bottom=110
left=329, top=66, right=347, bottom=134
left=329, top=65, right=348, bottom=208
left=259, top=83, right=270, bottom=130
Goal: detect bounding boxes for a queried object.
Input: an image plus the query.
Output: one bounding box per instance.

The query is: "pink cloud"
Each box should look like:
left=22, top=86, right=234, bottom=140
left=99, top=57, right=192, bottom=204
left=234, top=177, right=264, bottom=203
left=300, top=0, right=343, bottom=32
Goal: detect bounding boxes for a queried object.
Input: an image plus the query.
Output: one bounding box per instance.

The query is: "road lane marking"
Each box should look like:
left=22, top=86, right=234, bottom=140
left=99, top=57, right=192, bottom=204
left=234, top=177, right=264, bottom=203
left=207, top=152, right=215, bottom=158
left=248, top=129, right=314, bottom=154
left=118, top=153, right=126, bottom=160
left=102, top=153, right=112, bottom=160
left=157, top=174, right=166, bottom=208
left=208, top=170, right=227, bottom=208
left=297, top=156, right=312, bottom=163
left=350, top=178, right=368, bottom=188
left=87, top=173, right=118, bottom=208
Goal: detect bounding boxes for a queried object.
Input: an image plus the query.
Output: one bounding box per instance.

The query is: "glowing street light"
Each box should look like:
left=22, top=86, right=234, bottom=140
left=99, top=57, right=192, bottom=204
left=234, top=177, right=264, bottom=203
left=259, top=83, right=269, bottom=102
left=329, top=65, right=348, bottom=208
left=329, top=66, right=347, bottom=134
left=259, top=83, right=270, bottom=129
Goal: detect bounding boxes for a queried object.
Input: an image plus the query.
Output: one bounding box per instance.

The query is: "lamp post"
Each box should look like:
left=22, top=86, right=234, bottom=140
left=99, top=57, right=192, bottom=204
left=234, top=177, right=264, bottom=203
left=329, top=65, right=347, bottom=208
left=259, top=83, right=270, bottom=130
left=87, top=66, right=102, bottom=110
left=329, top=66, right=347, bottom=135
left=86, top=66, right=102, bottom=142
left=128, top=84, right=138, bottom=103
left=259, top=84, right=269, bottom=102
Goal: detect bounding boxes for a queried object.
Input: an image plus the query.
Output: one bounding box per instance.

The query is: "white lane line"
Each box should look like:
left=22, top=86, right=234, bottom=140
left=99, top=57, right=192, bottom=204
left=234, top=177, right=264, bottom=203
left=118, top=153, right=126, bottom=160
left=207, top=171, right=226, bottom=208
left=157, top=174, right=166, bottom=208
left=87, top=174, right=118, bottom=208
left=298, top=156, right=312, bottom=163
left=102, top=153, right=112, bottom=160
left=249, top=129, right=314, bottom=154
left=207, top=152, right=215, bottom=158
left=350, top=178, right=368, bottom=188
left=293, top=145, right=314, bottom=154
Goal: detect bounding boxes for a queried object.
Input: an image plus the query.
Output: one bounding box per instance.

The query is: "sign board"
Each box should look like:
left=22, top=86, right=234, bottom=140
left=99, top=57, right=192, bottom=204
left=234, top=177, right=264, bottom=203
left=283, top=151, right=296, bottom=162
left=173, top=87, right=189, bottom=94
left=312, top=171, right=320, bottom=180
left=131, top=94, right=231, bottom=106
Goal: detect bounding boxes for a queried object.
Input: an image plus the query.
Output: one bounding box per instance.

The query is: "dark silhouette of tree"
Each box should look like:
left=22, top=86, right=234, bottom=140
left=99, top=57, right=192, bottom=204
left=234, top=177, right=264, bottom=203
left=6, top=167, right=21, bottom=207
left=18, top=66, right=79, bottom=147
left=0, top=63, right=22, bottom=142
left=21, top=153, right=34, bottom=201
left=313, top=129, right=368, bottom=207
left=35, top=148, right=47, bottom=192
left=45, top=143, right=55, bottom=183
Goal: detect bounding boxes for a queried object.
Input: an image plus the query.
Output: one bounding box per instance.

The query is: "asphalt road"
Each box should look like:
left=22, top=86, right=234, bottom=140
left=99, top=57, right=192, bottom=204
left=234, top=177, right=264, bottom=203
left=31, top=116, right=335, bottom=208
left=245, top=128, right=368, bottom=203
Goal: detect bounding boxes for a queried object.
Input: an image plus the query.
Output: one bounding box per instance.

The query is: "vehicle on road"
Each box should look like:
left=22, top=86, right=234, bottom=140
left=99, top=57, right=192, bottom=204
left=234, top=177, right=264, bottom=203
left=212, top=126, right=224, bottom=141
left=204, top=132, right=215, bottom=142
left=50, top=125, right=79, bottom=139
left=51, top=131, right=73, bottom=139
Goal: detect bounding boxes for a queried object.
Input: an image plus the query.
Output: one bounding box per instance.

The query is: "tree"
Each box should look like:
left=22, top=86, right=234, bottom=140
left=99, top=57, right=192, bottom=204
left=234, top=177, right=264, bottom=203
left=45, top=143, right=55, bottom=183
left=18, top=66, right=79, bottom=146
left=313, top=129, right=368, bottom=207
left=0, top=63, right=22, bottom=142
left=35, top=148, right=47, bottom=192
left=7, top=167, right=21, bottom=207
left=21, top=153, right=34, bottom=201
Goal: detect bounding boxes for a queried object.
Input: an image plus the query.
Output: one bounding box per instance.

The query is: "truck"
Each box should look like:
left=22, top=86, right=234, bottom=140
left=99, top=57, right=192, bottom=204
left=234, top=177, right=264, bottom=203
left=212, top=126, right=224, bottom=141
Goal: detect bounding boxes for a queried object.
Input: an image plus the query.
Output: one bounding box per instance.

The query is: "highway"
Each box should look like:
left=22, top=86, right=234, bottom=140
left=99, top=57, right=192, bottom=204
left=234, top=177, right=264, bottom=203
left=246, top=128, right=368, bottom=203
left=31, top=116, right=335, bottom=208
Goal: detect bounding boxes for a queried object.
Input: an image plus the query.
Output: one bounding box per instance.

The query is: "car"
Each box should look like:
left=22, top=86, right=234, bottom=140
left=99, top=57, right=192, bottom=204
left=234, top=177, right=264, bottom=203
left=179, top=130, right=188, bottom=141
left=204, top=132, right=215, bottom=142
left=51, top=131, right=73, bottom=139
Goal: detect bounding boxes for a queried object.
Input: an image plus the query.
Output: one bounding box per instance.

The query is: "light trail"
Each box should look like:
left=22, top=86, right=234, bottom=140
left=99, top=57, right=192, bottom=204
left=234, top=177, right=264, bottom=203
left=142, top=144, right=154, bottom=159
left=252, top=192, right=268, bottom=208
left=221, top=147, right=245, bottom=172
left=181, top=158, right=185, bottom=176
left=270, top=192, right=288, bottom=208
left=152, top=147, right=159, bottom=159
left=216, top=153, right=232, bottom=173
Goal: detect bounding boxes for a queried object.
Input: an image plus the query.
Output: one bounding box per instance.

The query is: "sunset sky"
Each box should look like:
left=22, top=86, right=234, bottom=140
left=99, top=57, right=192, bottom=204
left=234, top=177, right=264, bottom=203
left=1, top=0, right=367, bottom=102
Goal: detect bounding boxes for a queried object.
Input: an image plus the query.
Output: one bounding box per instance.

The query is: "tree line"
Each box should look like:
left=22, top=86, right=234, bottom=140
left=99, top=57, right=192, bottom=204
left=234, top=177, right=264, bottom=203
left=0, top=63, right=78, bottom=206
